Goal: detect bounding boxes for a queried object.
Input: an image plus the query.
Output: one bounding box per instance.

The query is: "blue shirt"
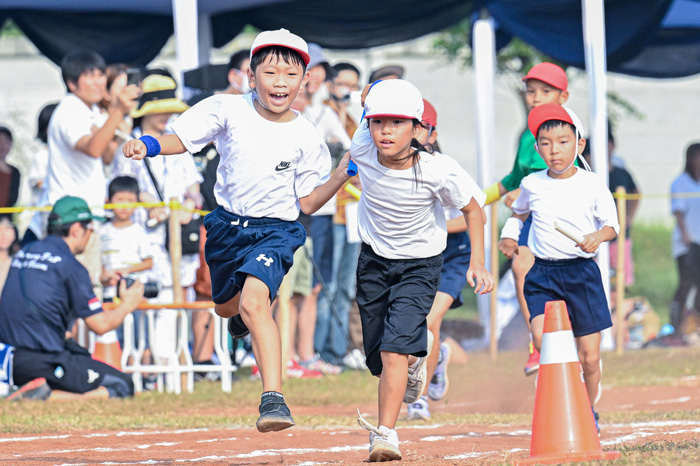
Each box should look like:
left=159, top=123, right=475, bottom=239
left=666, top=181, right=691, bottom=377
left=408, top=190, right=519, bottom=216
left=0, top=236, right=103, bottom=353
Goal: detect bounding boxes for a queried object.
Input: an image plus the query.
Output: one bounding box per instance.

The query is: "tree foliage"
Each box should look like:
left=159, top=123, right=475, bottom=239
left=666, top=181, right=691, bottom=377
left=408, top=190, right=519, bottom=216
left=432, top=18, right=643, bottom=124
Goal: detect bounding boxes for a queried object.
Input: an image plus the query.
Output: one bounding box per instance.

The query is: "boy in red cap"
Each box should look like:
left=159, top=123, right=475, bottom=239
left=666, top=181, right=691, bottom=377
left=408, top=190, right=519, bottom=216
left=498, top=103, right=618, bottom=433
left=123, top=29, right=352, bottom=433
left=482, top=62, right=570, bottom=376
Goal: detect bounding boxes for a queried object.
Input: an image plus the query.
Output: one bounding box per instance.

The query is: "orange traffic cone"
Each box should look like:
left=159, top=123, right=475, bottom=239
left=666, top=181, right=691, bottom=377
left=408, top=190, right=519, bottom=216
left=514, top=301, right=620, bottom=465
left=92, top=330, right=123, bottom=370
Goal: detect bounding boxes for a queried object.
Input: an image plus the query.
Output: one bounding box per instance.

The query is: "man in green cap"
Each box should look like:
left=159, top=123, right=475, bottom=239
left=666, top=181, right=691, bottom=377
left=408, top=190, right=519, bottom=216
left=0, top=196, right=144, bottom=401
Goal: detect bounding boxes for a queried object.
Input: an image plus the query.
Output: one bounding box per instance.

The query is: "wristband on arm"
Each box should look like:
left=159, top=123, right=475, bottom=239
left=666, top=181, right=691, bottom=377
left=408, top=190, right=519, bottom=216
left=500, top=217, right=523, bottom=241
left=139, top=135, right=161, bottom=158
left=483, top=182, right=501, bottom=205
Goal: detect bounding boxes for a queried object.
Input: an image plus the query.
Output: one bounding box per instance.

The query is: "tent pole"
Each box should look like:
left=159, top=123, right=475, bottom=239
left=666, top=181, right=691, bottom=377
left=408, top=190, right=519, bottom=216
left=473, top=15, right=497, bottom=356
left=582, top=0, right=614, bottom=351
left=172, top=0, right=201, bottom=96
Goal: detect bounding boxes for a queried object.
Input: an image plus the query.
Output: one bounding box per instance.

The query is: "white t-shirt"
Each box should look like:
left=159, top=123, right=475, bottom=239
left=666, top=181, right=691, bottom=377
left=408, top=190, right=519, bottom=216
left=670, top=172, right=700, bottom=258
left=100, top=222, right=153, bottom=299
left=303, top=102, right=352, bottom=150
left=45, top=93, right=108, bottom=208
left=512, top=168, right=620, bottom=260
left=351, top=120, right=485, bottom=260
left=28, top=94, right=108, bottom=238
left=169, top=93, right=331, bottom=221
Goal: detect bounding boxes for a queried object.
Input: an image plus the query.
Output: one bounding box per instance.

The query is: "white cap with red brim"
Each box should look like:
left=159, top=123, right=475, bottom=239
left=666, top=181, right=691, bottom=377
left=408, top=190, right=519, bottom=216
left=364, top=79, right=423, bottom=121
left=250, top=28, right=310, bottom=66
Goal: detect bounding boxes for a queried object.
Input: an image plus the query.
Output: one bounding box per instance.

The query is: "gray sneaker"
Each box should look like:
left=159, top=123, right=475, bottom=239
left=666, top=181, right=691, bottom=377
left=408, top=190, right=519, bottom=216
left=403, top=330, right=434, bottom=404
left=428, top=342, right=451, bottom=401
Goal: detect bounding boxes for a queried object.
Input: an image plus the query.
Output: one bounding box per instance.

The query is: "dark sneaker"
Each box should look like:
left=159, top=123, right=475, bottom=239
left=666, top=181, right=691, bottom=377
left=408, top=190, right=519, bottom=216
left=5, top=377, right=51, bottom=401
left=227, top=314, right=249, bottom=339
left=593, top=409, right=600, bottom=436
left=256, top=396, right=295, bottom=433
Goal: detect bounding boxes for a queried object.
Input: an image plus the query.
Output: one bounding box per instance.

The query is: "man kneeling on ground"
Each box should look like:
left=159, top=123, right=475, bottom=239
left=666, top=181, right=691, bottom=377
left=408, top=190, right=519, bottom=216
left=0, top=196, right=144, bottom=400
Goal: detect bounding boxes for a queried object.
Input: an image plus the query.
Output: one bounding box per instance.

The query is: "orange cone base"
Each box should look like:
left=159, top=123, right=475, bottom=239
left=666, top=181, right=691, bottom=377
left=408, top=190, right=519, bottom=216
left=513, top=449, right=621, bottom=465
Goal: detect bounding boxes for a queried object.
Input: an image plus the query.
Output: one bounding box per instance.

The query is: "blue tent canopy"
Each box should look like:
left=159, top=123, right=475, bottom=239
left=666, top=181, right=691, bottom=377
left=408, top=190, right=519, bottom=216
left=0, top=0, right=699, bottom=78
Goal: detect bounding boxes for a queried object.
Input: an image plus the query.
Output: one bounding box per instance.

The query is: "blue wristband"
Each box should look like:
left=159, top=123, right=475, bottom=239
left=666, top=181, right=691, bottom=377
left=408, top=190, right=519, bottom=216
left=139, top=135, right=161, bottom=157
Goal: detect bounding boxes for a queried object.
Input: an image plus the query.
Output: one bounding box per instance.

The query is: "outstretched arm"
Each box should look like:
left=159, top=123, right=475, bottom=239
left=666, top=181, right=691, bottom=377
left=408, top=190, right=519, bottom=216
left=299, top=151, right=352, bottom=215
left=122, top=134, right=187, bottom=160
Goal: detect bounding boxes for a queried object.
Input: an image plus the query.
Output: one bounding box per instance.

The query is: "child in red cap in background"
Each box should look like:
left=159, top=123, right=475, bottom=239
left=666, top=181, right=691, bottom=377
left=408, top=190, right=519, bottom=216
left=498, top=103, right=618, bottom=434
left=405, top=99, right=473, bottom=421
left=482, top=62, right=570, bottom=376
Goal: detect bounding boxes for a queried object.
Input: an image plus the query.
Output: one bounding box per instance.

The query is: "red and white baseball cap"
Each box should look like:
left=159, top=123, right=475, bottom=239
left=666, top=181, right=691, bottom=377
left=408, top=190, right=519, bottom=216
left=364, top=79, right=423, bottom=121
left=528, top=103, right=584, bottom=139
left=421, top=99, right=437, bottom=127
left=522, top=62, right=568, bottom=91
left=250, top=29, right=310, bottom=66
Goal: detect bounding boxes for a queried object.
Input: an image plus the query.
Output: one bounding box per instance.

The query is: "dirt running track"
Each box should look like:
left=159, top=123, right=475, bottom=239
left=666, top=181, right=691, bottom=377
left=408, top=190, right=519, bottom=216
left=3, top=377, right=700, bottom=466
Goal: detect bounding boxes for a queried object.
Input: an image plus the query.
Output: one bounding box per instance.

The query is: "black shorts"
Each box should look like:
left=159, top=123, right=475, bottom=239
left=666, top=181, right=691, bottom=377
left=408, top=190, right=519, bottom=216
left=12, top=348, right=134, bottom=398
left=356, top=244, right=442, bottom=376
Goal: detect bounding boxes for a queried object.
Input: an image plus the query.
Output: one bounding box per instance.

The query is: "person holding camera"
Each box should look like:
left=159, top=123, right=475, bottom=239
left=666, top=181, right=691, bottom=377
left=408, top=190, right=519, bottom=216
left=0, top=196, right=145, bottom=401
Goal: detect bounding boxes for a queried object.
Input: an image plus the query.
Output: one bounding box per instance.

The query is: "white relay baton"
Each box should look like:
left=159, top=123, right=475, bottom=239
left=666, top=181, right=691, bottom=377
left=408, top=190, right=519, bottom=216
left=553, top=221, right=584, bottom=244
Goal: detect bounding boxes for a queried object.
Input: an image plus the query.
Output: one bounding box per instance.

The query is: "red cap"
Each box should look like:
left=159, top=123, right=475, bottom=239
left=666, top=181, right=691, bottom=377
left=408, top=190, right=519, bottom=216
left=528, top=103, right=584, bottom=138
left=522, top=62, right=568, bottom=91
left=421, top=99, right=437, bottom=127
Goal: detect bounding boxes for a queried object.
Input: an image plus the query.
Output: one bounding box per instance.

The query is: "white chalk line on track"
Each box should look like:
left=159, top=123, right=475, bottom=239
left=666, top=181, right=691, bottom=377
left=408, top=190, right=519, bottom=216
left=4, top=420, right=700, bottom=465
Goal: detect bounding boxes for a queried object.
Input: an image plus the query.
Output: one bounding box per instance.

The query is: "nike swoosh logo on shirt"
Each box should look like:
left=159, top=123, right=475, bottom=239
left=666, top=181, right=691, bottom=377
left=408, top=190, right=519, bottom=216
left=275, top=161, right=291, bottom=171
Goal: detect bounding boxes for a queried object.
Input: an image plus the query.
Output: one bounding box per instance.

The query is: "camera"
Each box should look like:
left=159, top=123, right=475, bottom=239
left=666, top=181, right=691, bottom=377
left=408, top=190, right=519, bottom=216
left=117, top=277, right=159, bottom=299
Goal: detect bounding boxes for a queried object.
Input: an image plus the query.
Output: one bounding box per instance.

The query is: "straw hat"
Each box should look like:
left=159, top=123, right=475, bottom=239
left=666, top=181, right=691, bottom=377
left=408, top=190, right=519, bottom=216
left=131, top=75, right=189, bottom=118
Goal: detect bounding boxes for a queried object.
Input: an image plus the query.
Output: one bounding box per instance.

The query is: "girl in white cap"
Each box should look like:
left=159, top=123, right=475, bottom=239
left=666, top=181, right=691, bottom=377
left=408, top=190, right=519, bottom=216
left=352, top=79, right=493, bottom=461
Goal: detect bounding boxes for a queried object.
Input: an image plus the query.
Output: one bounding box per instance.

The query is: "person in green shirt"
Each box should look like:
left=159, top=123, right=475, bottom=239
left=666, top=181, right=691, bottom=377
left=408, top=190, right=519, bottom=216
left=483, top=63, right=570, bottom=376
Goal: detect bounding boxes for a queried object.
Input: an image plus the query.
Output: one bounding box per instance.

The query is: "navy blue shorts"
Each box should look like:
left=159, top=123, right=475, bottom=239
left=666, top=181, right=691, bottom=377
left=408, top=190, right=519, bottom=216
left=356, top=244, right=442, bottom=376
left=438, top=232, right=471, bottom=308
left=12, top=348, right=134, bottom=398
left=518, top=214, right=532, bottom=247
left=203, top=206, right=306, bottom=304
left=524, top=257, right=612, bottom=337
left=310, top=215, right=334, bottom=287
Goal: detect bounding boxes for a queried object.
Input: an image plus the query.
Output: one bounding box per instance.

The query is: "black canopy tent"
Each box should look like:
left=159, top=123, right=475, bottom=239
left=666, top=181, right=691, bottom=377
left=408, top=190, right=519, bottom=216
left=1, top=0, right=698, bottom=78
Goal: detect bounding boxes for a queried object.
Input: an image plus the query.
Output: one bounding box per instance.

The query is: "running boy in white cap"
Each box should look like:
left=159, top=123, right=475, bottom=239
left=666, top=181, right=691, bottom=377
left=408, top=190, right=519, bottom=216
left=498, top=103, right=618, bottom=433
left=123, top=29, right=351, bottom=433
left=351, top=79, right=493, bottom=461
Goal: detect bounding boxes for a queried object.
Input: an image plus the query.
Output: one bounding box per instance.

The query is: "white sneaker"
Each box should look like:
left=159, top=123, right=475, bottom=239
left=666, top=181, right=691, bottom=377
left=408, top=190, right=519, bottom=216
left=406, top=396, right=431, bottom=420
left=403, top=330, right=434, bottom=403
left=343, top=348, right=368, bottom=370
left=357, top=410, right=402, bottom=462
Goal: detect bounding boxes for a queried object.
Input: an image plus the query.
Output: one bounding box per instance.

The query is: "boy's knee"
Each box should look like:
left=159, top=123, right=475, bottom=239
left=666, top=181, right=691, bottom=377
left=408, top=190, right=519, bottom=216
left=239, top=293, right=269, bottom=319
left=579, top=353, right=600, bottom=373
